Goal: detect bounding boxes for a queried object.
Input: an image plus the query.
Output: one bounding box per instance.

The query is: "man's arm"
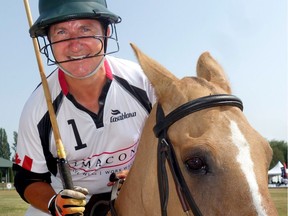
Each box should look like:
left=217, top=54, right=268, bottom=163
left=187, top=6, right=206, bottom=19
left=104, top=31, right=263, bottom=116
left=24, top=181, right=56, bottom=213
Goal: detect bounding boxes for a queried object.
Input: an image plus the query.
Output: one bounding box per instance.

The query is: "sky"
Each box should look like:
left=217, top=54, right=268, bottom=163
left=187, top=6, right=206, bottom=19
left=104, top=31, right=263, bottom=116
left=0, top=0, right=287, bottom=146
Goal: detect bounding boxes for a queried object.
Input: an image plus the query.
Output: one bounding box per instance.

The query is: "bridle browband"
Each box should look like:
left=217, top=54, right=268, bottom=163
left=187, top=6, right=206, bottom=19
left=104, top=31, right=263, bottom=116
left=154, top=94, right=243, bottom=216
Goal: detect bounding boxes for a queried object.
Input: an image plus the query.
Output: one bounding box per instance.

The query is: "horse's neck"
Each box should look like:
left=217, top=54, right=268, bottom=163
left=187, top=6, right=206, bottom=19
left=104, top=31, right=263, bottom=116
left=113, top=109, right=160, bottom=214
left=113, top=109, right=184, bottom=215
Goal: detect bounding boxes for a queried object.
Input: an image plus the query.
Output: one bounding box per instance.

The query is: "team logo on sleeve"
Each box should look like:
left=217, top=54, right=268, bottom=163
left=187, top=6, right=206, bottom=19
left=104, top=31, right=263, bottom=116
left=15, top=153, right=33, bottom=171
left=110, top=109, right=136, bottom=123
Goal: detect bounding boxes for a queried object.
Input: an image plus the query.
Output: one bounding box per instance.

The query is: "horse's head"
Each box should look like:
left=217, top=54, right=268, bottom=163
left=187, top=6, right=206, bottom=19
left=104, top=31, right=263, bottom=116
left=129, top=44, right=277, bottom=215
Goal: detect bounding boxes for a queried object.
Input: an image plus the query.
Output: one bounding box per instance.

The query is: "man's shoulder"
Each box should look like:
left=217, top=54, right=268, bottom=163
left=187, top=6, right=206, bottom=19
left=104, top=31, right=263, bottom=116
left=105, top=55, right=136, bottom=64
left=21, top=69, right=61, bottom=119
left=106, top=55, right=141, bottom=72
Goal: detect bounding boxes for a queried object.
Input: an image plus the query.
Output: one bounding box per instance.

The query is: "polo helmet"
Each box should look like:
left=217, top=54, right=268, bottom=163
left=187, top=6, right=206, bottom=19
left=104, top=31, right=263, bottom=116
left=30, top=0, right=121, bottom=68
left=30, top=0, right=121, bottom=37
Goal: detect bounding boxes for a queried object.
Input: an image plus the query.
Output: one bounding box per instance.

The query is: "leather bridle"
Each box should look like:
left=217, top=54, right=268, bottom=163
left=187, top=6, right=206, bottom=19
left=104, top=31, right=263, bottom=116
left=109, top=94, right=243, bottom=216
left=153, top=94, right=243, bottom=216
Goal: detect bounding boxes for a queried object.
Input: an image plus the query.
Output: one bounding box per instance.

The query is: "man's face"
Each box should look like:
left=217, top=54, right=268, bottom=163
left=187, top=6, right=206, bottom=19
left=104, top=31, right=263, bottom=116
left=49, top=19, right=106, bottom=78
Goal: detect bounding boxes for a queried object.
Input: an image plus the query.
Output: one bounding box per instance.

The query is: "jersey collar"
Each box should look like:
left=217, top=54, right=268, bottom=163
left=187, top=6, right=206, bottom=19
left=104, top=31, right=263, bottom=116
left=58, top=59, right=113, bottom=95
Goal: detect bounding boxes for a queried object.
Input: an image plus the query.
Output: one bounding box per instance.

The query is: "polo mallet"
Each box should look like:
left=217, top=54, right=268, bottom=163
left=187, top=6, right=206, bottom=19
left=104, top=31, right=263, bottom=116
left=23, top=0, right=73, bottom=190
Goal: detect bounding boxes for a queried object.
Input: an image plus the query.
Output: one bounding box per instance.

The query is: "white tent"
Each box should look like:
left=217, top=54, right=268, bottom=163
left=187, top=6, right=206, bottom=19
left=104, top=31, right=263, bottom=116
left=268, top=161, right=287, bottom=184
left=268, top=161, right=284, bottom=175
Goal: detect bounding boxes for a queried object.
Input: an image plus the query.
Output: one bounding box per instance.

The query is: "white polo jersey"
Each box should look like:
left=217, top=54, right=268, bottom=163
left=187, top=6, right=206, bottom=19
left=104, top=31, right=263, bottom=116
left=15, top=56, right=156, bottom=215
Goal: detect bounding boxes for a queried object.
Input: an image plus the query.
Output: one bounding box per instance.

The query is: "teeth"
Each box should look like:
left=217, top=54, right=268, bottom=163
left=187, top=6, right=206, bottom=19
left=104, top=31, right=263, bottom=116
left=70, top=55, right=86, bottom=60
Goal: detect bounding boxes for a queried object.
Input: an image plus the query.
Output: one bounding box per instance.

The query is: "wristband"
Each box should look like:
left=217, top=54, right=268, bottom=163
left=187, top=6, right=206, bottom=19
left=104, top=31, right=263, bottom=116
left=48, top=194, right=57, bottom=216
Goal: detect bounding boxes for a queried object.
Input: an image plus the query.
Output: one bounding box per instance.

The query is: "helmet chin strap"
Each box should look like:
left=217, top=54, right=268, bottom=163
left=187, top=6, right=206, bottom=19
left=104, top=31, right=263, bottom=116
left=58, top=56, right=105, bottom=80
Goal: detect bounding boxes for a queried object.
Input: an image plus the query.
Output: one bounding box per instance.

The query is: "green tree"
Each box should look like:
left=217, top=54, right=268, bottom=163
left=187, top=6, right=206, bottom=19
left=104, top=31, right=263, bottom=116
left=269, top=140, right=287, bottom=169
left=0, top=128, right=11, bottom=160
left=11, top=131, right=18, bottom=162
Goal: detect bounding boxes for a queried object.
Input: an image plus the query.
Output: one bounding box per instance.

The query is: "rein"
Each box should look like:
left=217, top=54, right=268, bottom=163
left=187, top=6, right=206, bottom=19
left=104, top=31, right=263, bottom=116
left=154, top=94, right=243, bottom=216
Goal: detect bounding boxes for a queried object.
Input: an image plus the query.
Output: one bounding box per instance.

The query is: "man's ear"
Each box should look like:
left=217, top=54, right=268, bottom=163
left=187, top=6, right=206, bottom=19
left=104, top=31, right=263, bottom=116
left=105, top=25, right=111, bottom=37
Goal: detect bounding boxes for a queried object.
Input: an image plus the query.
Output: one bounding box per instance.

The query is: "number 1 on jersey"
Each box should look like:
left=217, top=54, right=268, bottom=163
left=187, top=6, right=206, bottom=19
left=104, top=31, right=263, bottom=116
left=68, top=119, right=87, bottom=150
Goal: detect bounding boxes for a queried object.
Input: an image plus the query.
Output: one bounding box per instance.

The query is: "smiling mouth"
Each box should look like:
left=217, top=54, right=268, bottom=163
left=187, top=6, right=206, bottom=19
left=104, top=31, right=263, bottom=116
left=58, top=53, right=101, bottom=64
left=69, top=54, right=90, bottom=61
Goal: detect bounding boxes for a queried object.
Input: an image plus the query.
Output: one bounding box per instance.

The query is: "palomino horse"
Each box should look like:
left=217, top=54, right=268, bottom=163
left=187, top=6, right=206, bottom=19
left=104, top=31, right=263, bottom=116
left=109, top=44, right=277, bottom=216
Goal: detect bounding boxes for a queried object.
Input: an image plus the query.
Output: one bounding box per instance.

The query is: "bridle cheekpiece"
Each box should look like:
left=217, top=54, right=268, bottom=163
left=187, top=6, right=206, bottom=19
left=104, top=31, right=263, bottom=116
left=154, top=94, right=243, bottom=216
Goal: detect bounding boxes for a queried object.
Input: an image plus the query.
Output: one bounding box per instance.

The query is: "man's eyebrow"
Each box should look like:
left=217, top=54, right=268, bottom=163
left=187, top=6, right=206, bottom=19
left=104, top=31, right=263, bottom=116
left=80, top=24, right=96, bottom=28
left=50, top=26, right=66, bottom=32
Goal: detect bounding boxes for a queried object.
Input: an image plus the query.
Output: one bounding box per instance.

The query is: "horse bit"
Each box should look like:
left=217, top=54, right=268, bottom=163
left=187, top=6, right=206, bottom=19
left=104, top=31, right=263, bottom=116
left=153, top=94, right=243, bottom=216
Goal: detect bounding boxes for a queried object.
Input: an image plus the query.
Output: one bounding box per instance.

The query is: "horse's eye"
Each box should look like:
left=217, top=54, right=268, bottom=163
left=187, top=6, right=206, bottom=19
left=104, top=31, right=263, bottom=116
left=185, top=156, right=208, bottom=174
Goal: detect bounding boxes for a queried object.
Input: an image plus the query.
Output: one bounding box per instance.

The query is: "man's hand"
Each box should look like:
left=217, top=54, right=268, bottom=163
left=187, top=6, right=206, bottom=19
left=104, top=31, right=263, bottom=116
left=107, top=170, right=129, bottom=186
left=48, top=186, right=88, bottom=216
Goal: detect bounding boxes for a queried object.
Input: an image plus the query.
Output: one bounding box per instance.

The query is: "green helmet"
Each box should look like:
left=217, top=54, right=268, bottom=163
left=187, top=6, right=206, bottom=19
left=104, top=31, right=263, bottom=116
left=30, top=0, right=121, bottom=37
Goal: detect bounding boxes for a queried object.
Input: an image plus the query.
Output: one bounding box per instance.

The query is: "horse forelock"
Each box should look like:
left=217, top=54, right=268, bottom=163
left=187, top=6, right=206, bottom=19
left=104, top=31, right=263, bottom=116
left=184, top=76, right=214, bottom=89
left=157, top=77, right=207, bottom=116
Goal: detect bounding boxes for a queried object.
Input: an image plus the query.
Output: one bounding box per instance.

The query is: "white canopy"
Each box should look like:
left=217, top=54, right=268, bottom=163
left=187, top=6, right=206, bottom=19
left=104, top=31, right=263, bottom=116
left=268, top=161, right=286, bottom=176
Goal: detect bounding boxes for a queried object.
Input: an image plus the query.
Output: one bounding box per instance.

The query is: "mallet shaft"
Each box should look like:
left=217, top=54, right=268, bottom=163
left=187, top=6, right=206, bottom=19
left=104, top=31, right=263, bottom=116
left=23, top=0, right=73, bottom=189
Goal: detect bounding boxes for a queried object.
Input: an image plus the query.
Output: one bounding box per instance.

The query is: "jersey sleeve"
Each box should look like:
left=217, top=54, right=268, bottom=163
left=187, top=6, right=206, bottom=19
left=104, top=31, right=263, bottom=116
left=106, top=56, right=157, bottom=107
left=15, top=88, right=50, bottom=174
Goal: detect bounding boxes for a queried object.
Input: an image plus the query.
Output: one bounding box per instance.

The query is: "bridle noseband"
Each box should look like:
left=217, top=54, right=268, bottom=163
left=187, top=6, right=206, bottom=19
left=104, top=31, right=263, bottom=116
left=154, top=94, right=243, bottom=216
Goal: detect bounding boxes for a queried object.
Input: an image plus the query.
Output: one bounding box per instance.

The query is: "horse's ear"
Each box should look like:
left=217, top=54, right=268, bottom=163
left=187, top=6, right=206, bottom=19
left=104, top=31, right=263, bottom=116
left=196, top=52, right=231, bottom=94
left=130, top=43, right=179, bottom=99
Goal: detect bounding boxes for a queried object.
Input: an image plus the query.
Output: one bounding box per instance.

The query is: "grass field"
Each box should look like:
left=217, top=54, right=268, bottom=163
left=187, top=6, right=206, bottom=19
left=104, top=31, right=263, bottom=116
left=0, top=190, right=29, bottom=216
left=0, top=188, right=287, bottom=215
left=269, top=188, right=288, bottom=216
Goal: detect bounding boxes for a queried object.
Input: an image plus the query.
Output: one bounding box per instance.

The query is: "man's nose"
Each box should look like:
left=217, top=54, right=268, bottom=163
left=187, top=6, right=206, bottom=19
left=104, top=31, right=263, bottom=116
left=68, top=38, right=83, bottom=53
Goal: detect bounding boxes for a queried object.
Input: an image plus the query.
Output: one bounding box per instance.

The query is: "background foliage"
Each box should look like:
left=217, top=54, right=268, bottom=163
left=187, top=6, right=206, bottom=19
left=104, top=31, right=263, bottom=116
left=269, top=140, right=287, bottom=169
